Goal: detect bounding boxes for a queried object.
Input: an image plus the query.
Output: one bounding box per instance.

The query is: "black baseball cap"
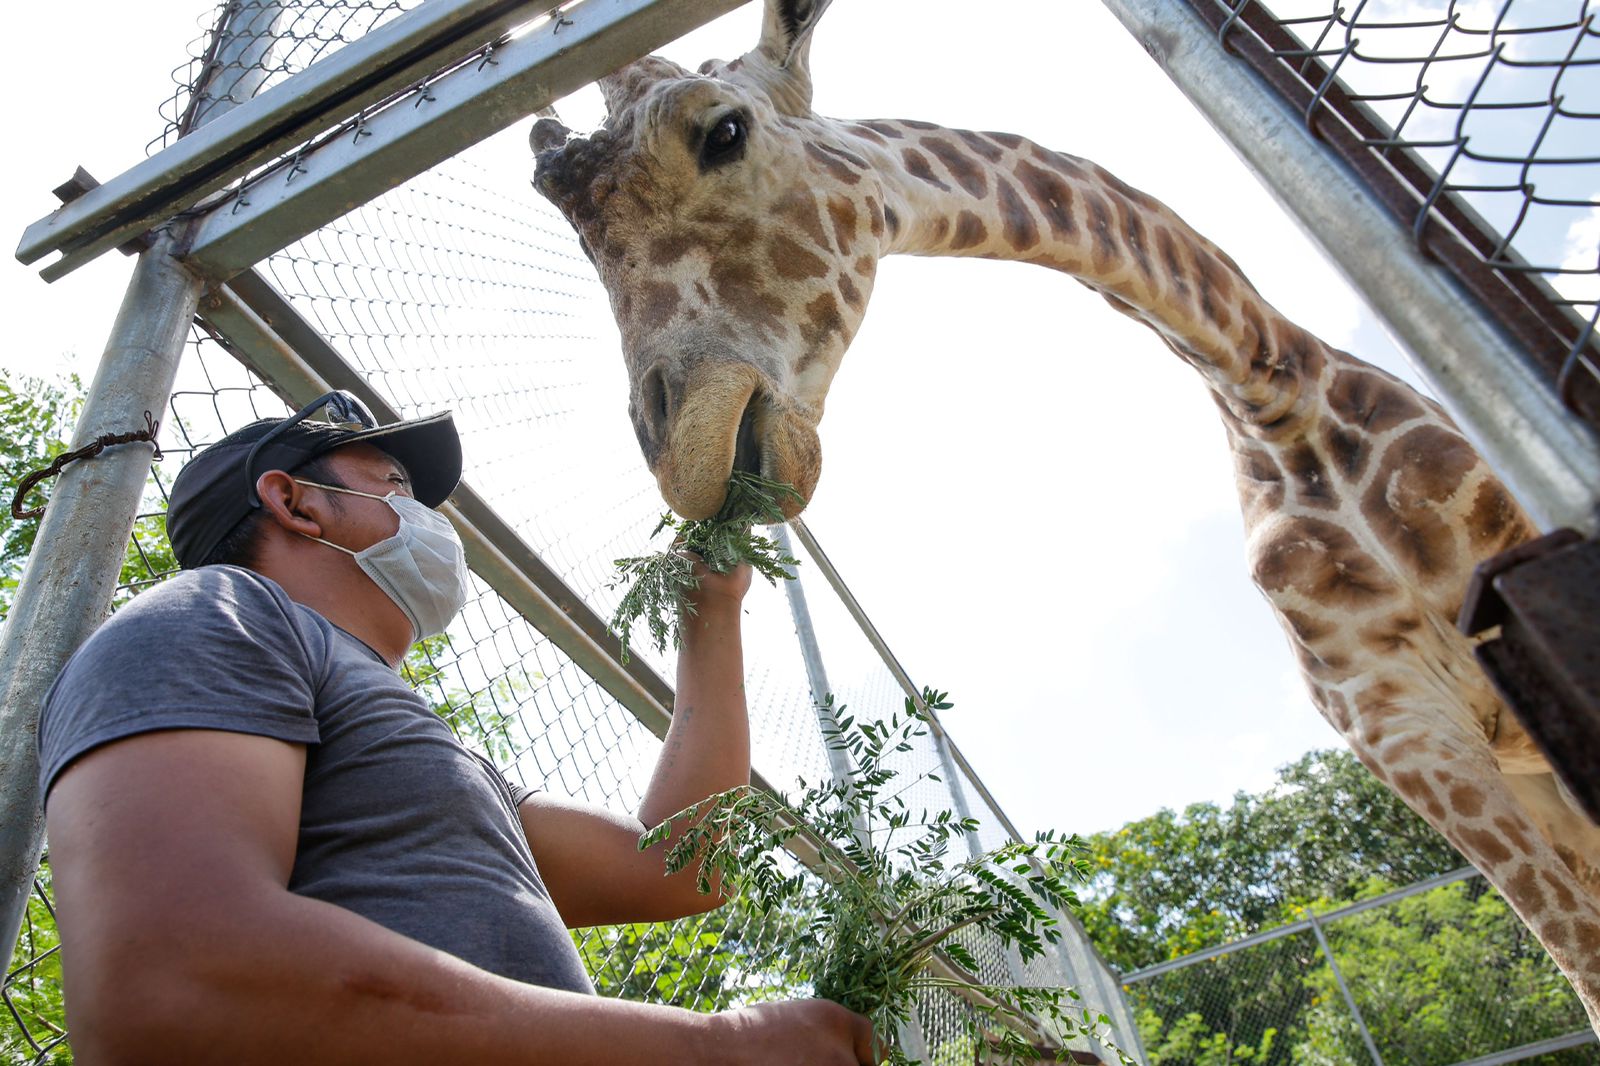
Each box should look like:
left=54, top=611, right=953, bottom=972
left=167, top=393, right=462, bottom=569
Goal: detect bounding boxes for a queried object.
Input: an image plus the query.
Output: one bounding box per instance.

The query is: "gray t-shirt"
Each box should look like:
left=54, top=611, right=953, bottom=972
left=39, top=565, right=594, bottom=995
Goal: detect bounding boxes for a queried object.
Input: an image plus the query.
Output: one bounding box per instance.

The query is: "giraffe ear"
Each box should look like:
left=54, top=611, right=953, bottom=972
left=749, top=0, right=833, bottom=112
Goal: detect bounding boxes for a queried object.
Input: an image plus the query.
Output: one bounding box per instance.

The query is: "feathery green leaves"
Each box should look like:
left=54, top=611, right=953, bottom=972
left=640, top=689, right=1134, bottom=1065
left=609, top=472, right=803, bottom=658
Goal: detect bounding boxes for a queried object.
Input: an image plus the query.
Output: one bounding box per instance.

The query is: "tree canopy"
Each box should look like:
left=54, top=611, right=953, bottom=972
left=1078, top=749, right=1594, bottom=1065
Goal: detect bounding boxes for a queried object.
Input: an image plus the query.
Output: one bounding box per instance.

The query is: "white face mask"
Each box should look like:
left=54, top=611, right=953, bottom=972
left=294, top=480, right=470, bottom=642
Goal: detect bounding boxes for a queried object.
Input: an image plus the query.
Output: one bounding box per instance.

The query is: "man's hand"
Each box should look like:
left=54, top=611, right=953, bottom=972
left=683, top=552, right=753, bottom=615
left=708, top=1000, right=880, bottom=1066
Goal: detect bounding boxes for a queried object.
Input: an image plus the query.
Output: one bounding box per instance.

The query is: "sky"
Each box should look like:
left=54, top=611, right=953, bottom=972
left=3, top=0, right=1462, bottom=837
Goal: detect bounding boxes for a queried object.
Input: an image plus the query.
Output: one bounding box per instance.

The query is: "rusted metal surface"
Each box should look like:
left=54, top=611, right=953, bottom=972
left=1460, top=529, right=1600, bottom=825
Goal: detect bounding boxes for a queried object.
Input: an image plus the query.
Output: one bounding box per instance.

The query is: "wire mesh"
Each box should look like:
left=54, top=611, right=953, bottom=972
left=1184, top=0, right=1600, bottom=431
left=2, top=0, right=1137, bottom=1061
left=1122, top=871, right=1599, bottom=1066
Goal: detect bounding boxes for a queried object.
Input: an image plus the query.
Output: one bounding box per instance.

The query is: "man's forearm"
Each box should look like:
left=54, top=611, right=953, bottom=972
left=639, top=595, right=751, bottom=827
left=79, top=884, right=720, bottom=1065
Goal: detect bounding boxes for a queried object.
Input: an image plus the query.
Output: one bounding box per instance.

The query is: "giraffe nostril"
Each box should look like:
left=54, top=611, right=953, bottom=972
left=640, top=363, right=671, bottom=441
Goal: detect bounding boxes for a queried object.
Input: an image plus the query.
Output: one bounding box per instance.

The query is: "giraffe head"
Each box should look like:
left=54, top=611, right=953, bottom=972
left=532, top=0, right=878, bottom=519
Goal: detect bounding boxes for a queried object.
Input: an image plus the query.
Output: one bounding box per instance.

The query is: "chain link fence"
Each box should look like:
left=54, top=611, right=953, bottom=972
left=1182, top=0, right=1600, bottom=434
left=1123, top=868, right=1599, bottom=1066
left=1, top=1, right=1138, bottom=1061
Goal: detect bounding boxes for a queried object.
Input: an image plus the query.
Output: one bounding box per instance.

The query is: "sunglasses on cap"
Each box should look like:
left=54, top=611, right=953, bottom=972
left=244, top=390, right=377, bottom=507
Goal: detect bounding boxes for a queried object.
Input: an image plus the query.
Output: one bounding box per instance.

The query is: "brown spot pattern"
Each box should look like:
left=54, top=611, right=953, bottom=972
left=816, top=143, right=869, bottom=170
left=1361, top=424, right=1477, bottom=577
left=902, top=148, right=950, bottom=192
left=996, top=177, right=1039, bottom=251
left=826, top=195, right=859, bottom=256
left=768, top=234, right=830, bottom=281
left=1281, top=608, right=1332, bottom=645
left=800, top=292, right=843, bottom=354
left=777, top=190, right=832, bottom=253
left=837, top=272, right=862, bottom=310
left=1282, top=441, right=1336, bottom=509
left=1492, top=816, right=1533, bottom=856
left=1460, top=826, right=1514, bottom=866
left=922, top=137, right=988, bottom=198
left=1083, top=190, right=1116, bottom=268
left=806, top=141, right=861, bottom=185
left=1235, top=446, right=1285, bottom=515
left=1327, top=370, right=1425, bottom=432
left=1359, top=614, right=1420, bottom=654
left=1253, top=518, right=1398, bottom=609
left=638, top=282, right=681, bottom=328
left=1394, top=769, right=1446, bottom=820
left=1464, top=478, right=1523, bottom=553
left=950, top=211, right=987, bottom=251
left=1013, top=160, right=1077, bottom=241
left=1321, top=423, right=1368, bottom=481
left=860, top=120, right=903, bottom=140
left=955, top=129, right=1005, bottom=162
left=1543, top=870, right=1578, bottom=912
left=1448, top=784, right=1487, bottom=818
left=986, top=131, right=1024, bottom=150
left=649, top=233, right=695, bottom=266
left=864, top=197, right=885, bottom=239
left=1506, top=864, right=1544, bottom=909
left=1194, top=252, right=1235, bottom=332
left=1124, top=207, right=1153, bottom=281
left=1157, top=228, right=1190, bottom=303
left=710, top=259, right=783, bottom=337
left=848, top=123, right=889, bottom=145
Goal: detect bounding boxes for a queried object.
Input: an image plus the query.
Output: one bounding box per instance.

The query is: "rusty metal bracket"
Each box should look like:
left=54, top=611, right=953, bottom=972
left=1459, top=529, right=1600, bottom=824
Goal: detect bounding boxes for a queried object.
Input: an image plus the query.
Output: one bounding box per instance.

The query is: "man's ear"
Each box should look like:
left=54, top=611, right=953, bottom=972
left=255, top=470, right=325, bottom=540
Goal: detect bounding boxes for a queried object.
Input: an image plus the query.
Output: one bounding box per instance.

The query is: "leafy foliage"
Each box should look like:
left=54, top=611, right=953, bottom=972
left=575, top=894, right=813, bottom=1014
left=641, top=690, right=1132, bottom=1065
left=608, top=472, right=802, bottom=657
left=1080, top=750, right=1592, bottom=1065
left=1, top=372, right=178, bottom=624
left=1077, top=749, right=1464, bottom=974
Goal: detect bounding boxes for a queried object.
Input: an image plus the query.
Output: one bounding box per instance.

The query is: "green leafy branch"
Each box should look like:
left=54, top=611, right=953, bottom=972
left=608, top=472, right=804, bottom=658
left=639, top=690, right=1134, bottom=1065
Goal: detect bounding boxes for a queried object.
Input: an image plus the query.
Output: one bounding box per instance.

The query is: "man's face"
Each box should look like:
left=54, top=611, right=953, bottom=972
left=304, top=443, right=415, bottom=553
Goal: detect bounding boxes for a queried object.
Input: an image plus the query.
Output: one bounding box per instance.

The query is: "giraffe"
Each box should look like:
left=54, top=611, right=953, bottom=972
left=530, top=0, right=1600, bottom=1026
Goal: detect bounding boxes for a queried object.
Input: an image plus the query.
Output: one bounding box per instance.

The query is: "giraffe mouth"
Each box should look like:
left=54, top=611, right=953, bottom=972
left=732, top=394, right=762, bottom=479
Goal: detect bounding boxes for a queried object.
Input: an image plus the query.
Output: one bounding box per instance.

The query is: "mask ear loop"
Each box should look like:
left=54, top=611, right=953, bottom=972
left=289, top=480, right=397, bottom=556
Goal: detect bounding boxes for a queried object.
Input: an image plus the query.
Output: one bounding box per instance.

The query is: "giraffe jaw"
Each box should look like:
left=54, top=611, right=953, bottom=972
left=651, top=365, right=819, bottom=521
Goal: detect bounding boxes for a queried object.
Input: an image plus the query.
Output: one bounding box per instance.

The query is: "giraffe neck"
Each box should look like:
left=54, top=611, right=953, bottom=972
left=843, top=119, right=1324, bottom=435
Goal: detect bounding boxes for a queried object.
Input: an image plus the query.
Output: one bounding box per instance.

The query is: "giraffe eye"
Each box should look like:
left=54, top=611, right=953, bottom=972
left=700, top=112, right=747, bottom=169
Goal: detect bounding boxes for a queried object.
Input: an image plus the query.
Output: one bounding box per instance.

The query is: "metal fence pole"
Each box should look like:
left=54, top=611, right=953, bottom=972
left=0, top=236, right=202, bottom=973
left=767, top=524, right=931, bottom=1064
left=1308, top=911, right=1385, bottom=1066
left=1097, top=0, right=1600, bottom=536
left=0, top=1, right=281, bottom=974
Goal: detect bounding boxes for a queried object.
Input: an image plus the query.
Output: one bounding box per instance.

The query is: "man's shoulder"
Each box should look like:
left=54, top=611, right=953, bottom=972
left=65, top=565, right=333, bottom=679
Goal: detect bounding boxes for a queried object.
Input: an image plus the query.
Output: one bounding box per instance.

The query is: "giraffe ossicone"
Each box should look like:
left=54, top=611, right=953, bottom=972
left=532, top=0, right=1600, bottom=1030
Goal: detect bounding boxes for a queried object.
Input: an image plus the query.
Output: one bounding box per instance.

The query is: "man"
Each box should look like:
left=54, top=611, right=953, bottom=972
left=38, top=393, right=876, bottom=1064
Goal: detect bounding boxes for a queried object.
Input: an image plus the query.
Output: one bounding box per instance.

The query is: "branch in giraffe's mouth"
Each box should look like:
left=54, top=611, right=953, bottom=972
left=732, top=393, right=761, bottom=478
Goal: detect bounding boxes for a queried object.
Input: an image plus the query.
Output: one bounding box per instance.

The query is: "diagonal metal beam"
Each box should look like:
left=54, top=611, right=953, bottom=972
left=182, top=0, right=746, bottom=282
left=18, top=0, right=564, bottom=281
